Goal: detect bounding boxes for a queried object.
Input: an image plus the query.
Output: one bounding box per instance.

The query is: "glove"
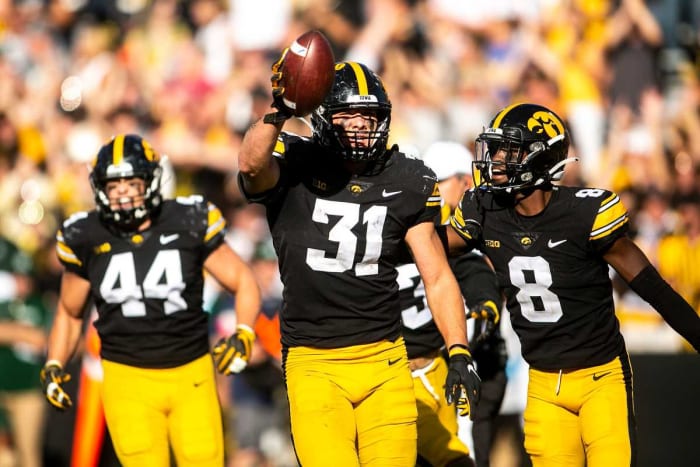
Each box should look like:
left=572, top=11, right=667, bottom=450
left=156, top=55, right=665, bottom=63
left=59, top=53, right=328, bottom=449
left=264, top=48, right=294, bottom=124
left=40, top=361, right=73, bottom=411
left=445, top=344, right=481, bottom=419
left=468, top=299, right=500, bottom=348
left=212, top=324, right=256, bottom=375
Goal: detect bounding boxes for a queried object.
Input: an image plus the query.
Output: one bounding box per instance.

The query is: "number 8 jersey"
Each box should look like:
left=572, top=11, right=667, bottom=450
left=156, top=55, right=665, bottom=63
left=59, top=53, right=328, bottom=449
left=55, top=196, right=226, bottom=368
left=452, top=186, right=629, bottom=370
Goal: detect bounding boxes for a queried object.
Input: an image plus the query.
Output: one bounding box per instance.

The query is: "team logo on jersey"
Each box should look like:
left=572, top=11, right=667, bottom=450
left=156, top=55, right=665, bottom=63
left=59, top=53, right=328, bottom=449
left=131, top=234, right=144, bottom=244
left=345, top=181, right=373, bottom=196
left=513, top=232, right=539, bottom=250
left=93, top=242, right=111, bottom=254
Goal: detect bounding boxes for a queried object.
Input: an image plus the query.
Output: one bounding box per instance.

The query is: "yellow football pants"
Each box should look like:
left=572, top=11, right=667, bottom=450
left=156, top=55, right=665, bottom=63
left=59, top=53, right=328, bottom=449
left=412, top=355, right=472, bottom=466
left=285, top=338, right=417, bottom=466
left=101, top=353, right=224, bottom=467
left=524, top=355, right=636, bottom=467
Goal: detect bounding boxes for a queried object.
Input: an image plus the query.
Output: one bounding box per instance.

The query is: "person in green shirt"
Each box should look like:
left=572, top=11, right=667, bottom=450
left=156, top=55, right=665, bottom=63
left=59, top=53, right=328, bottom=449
left=0, top=236, right=49, bottom=467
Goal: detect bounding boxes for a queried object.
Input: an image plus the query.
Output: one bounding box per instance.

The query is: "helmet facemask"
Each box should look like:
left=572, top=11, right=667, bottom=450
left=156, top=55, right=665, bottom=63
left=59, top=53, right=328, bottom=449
left=311, top=62, right=392, bottom=162
left=314, top=105, right=390, bottom=162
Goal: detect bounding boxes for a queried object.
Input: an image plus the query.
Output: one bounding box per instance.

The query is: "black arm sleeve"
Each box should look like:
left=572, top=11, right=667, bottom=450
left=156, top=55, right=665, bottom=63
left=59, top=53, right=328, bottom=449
left=628, top=265, right=700, bottom=352
left=450, top=253, right=500, bottom=310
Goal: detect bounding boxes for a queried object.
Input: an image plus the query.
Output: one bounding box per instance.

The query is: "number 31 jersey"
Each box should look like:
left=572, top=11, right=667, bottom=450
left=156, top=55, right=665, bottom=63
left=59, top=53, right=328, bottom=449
left=242, top=133, right=441, bottom=349
left=452, top=186, right=629, bottom=370
left=56, top=196, right=226, bottom=368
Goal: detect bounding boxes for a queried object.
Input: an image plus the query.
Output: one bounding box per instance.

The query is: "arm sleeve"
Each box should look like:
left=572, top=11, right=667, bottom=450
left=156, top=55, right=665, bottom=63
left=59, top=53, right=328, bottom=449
left=451, top=254, right=500, bottom=310
left=628, top=264, right=700, bottom=352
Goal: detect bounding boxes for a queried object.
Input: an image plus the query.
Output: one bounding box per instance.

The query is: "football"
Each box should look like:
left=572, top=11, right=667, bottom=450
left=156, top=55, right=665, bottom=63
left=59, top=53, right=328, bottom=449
left=280, top=30, right=335, bottom=117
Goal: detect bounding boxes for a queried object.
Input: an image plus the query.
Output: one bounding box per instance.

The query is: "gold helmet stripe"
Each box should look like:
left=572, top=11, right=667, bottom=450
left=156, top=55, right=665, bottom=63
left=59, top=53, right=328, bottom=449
left=492, top=102, right=523, bottom=128
left=348, top=62, right=368, bottom=95
left=112, top=134, right=125, bottom=165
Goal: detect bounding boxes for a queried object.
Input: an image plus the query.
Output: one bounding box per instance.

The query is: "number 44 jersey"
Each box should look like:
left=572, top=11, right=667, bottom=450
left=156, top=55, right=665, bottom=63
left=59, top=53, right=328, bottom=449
left=452, top=186, right=629, bottom=371
left=242, top=133, right=441, bottom=349
left=56, top=196, right=226, bottom=368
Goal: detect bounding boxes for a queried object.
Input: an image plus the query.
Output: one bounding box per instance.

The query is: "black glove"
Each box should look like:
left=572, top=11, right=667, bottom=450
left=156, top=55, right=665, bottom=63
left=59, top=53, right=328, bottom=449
left=469, top=299, right=500, bottom=348
left=445, top=344, right=481, bottom=419
left=212, top=324, right=256, bottom=375
left=40, top=361, right=73, bottom=411
left=264, top=48, right=294, bottom=124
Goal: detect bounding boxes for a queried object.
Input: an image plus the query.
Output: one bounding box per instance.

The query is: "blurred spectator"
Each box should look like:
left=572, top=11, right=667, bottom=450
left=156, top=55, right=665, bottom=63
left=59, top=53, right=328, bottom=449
left=211, top=237, right=291, bottom=467
left=188, top=0, right=233, bottom=85
left=0, top=235, right=49, bottom=467
left=605, top=0, right=664, bottom=115
left=656, top=191, right=700, bottom=351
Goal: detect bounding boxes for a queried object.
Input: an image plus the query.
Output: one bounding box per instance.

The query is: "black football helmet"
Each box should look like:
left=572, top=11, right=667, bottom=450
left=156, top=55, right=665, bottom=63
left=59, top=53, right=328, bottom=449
left=89, top=134, right=163, bottom=230
left=473, top=103, right=574, bottom=193
left=311, top=61, right=392, bottom=162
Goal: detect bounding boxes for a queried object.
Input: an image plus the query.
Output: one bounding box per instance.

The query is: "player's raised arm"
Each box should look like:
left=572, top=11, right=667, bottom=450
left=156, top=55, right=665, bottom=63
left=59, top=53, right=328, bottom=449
left=238, top=31, right=334, bottom=196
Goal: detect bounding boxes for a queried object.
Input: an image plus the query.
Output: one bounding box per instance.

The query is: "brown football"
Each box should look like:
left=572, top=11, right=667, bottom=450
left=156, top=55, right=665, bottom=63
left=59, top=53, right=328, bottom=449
left=280, top=30, right=335, bottom=117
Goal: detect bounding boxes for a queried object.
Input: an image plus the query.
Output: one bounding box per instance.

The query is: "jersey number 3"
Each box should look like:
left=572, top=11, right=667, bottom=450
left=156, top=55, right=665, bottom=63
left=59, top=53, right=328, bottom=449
left=100, top=250, right=187, bottom=317
left=306, top=199, right=387, bottom=276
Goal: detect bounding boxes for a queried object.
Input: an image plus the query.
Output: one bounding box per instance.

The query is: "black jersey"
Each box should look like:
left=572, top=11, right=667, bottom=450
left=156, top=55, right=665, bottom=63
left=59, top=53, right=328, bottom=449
left=452, top=186, right=629, bottom=370
left=241, top=133, right=441, bottom=348
left=398, top=252, right=501, bottom=359
left=56, top=196, right=226, bottom=368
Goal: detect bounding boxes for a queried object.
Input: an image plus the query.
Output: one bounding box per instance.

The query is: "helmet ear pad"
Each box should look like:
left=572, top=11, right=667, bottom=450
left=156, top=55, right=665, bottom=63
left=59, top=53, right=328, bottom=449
left=311, top=62, right=392, bottom=162
left=90, top=134, right=163, bottom=231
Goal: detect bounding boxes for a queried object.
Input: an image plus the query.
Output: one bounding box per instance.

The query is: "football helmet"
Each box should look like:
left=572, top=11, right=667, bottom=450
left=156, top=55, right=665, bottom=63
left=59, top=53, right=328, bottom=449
left=89, top=134, right=163, bottom=230
left=473, top=103, right=574, bottom=193
left=311, top=61, right=392, bottom=162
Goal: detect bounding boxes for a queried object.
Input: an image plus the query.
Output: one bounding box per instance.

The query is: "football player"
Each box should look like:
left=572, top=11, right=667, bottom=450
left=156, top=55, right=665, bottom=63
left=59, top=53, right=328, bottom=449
left=398, top=142, right=506, bottom=467
left=447, top=103, right=700, bottom=467
left=236, top=60, right=479, bottom=466
left=41, top=134, right=262, bottom=467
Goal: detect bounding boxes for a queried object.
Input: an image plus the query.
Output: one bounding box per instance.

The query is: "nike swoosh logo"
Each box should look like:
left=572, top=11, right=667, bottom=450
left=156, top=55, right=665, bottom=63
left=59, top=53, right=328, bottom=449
left=382, top=189, right=402, bottom=197
left=592, top=371, right=611, bottom=381
left=160, top=233, right=179, bottom=245
left=548, top=239, right=567, bottom=248
left=387, top=357, right=402, bottom=366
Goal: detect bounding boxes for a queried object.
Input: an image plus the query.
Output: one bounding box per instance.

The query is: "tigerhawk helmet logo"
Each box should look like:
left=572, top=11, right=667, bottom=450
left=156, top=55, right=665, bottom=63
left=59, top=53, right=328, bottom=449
left=527, top=111, right=564, bottom=139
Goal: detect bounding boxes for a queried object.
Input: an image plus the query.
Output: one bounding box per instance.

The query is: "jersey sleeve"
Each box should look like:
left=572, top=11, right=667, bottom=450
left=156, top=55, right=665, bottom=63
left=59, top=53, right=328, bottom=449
left=237, top=131, right=306, bottom=205
left=414, top=178, right=442, bottom=225
left=202, top=201, right=227, bottom=256
left=450, top=190, right=481, bottom=250
left=588, top=190, right=629, bottom=253
left=55, top=212, right=90, bottom=278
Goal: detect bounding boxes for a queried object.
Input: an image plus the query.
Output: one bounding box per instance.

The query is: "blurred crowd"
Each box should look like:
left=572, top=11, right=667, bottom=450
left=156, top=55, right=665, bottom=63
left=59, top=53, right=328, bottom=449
left=0, top=0, right=699, bottom=466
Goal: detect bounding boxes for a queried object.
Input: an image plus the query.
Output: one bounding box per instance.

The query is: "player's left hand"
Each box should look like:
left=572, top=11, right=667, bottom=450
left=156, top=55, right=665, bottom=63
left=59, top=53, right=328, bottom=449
left=212, top=324, right=256, bottom=375
left=40, top=361, right=73, bottom=411
left=445, top=344, right=481, bottom=419
left=468, top=299, right=500, bottom=347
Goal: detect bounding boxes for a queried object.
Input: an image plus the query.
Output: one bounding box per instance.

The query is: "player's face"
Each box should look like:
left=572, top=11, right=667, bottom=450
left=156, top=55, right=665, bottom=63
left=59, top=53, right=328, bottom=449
left=488, top=147, right=524, bottom=185
left=331, top=110, right=378, bottom=148
left=105, top=177, right=146, bottom=210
